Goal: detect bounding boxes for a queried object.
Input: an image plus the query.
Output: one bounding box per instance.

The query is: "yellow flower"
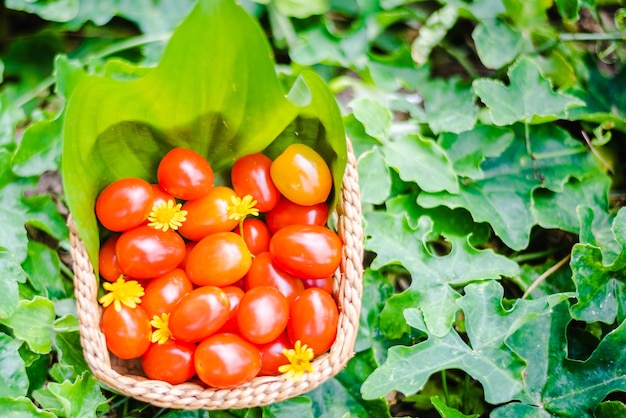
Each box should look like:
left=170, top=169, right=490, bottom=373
left=227, top=194, right=259, bottom=221
left=99, top=277, right=144, bottom=312
left=148, top=199, right=188, bottom=231
left=278, top=340, right=315, bottom=381
left=150, top=313, right=173, bottom=344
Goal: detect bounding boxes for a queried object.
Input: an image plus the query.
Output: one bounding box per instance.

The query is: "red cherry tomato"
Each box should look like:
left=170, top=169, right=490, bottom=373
left=141, top=340, right=196, bottom=384
left=231, top=153, right=280, bottom=212
left=245, top=252, right=304, bottom=304
left=235, top=218, right=271, bottom=256
left=216, top=286, right=245, bottom=334
left=237, top=286, right=289, bottom=345
left=270, top=143, right=332, bottom=206
left=95, top=177, right=154, bottom=232
left=302, top=276, right=335, bottom=294
left=169, top=286, right=230, bottom=342
left=141, top=268, right=194, bottom=319
left=99, top=235, right=122, bottom=282
left=185, top=232, right=252, bottom=287
left=269, top=224, right=342, bottom=280
left=178, top=186, right=239, bottom=241
left=257, top=332, right=292, bottom=376
left=265, top=196, right=329, bottom=233
left=177, top=241, right=197, bottom=271
left=150, top=184, right=176, bottom=206
left=157, top=147, right=214, bottom=200
left=194, top=333, right=261, bottom=388
left=287, top=288, right=338, bottom=355
left=222, top=286, right=245, bottom=320
left=101, top=304, right=151, bottom=359
left=115, top=225, right=186, bottom=279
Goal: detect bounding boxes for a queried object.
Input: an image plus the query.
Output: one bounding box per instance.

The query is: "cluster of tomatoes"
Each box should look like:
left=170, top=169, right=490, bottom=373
left=94, top=144, right=342, bottom=389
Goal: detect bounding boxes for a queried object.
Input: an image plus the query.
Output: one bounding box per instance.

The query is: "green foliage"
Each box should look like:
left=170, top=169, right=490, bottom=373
left=1, top=0, right=625, bottom=416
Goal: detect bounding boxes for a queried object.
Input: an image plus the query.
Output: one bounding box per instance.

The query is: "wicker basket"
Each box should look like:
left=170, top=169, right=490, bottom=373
left=68, top=139, right=363, bottom=409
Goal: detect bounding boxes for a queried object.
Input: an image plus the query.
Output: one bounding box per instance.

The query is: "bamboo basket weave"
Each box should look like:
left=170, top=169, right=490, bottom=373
left=68, top=139, right=363, bottom=409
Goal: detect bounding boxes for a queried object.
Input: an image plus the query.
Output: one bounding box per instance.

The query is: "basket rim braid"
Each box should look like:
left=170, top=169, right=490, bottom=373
left=68, top=138, right=364, bottom=410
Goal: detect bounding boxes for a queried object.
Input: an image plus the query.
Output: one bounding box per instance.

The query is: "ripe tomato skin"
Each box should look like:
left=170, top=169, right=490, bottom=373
left=194, top=333, right=261, bottom=388
left=216, top=286, right=245, bottom=334
left=95, top=177, right=153, bottom=232
left=150, top=184, right=176, bottom=206
left=245, top=252, right=304, bottom=304
left=237, top=286, right=289, bottom=345
left=141, top=268, right=194, bottom=319
left=178, top=186, right=239, bottom=241
left=231, top=153, right=280, bottom=212
left=115, top=225, right=186, bottom=279
left=169, top=286, right=230, bottom=343
left=101, top=304, right=151, bottom=359
left=265, top=197, right=329, bottom=233
left=177, top=241, right=197, bottom=271
left=157, top=147, right=214, bottom=200
left=269, top=224, right=342, bottom=280
left=185, top=232, right=252, bottom=287
left=270, top=143, right=332, bottom=206
left=235, top=219, right=271, bottom=256
left=257, top=332, right=292, bottom=376
left=222, top=286, right=245, bottom=320
left=287, top=288, right=338, bottom=355
left=99, top=235, right=122, bottom=282
left=141, top=340, right=196, bottom=384
left=302, top=276, right=335, bottom=294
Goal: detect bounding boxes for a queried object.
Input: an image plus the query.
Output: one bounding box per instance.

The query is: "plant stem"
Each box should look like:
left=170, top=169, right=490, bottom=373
left=462, top=374, right=471, bottom=415
left=89, top=32, right=171, bottom=61
left=14, top=75, right=55, bottom=109
left=441, top=370, right=450, bottom=406
left=581, top=130, right=613, bottom=174
left=522, top=253, right=571, bottom=299
left=59, top=259, right=74, bottom=280
left=510, top=244, right=570, bottom=263
left=558, top=32, right=626, bottom=42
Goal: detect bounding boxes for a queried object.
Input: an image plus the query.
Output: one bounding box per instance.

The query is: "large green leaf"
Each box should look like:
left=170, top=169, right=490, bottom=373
left=262, top=397, right=314, bottom=418
left=473, top=56, right=583, bottom=125
left=439, top=125, right=514, bottom=180
left=420, top=77, right=478, bottom=134
left=505, top=297, right=626, bottom=416
left=62, top=0, right=346, bottom=269
left=362, top=281, right=569, bottom=404
left=567, top=208, right=626, bottom=323
left=306, top=350, right=392, bottom=417
left=419, top=124, right=605, bottom=250
left=567, top=64, right=626, bottom=132
left=381, top=133, right=459, bottom=194
left=0, top=248, right=26, bottom=319
left=367, top=194, right=518, bottom=337
left=0, top=396, right=56, bottom=418
left=0, top=296, right=56, bottom=354
left=411, top=5, right=458, bottom=65
left=0, top=333, right=29, bottom=398
left=471, top=18, right=525, bottom=70
left=32, top=371, right=108, bottom=418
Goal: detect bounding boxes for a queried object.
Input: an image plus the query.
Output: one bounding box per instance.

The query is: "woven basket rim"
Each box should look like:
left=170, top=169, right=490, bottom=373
left=69, top=138, right=364, bottom=410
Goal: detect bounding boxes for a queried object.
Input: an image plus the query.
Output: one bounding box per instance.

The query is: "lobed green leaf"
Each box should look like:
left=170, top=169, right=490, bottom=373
left=32, top=371, right=108, bottom=418
left=0, top=333, right=29, bottom=398
left=0, top=296, right=55, bottom=354
left=0, top=396, right=56, bottom=418
left=473, top=56, right=583, bottom=126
